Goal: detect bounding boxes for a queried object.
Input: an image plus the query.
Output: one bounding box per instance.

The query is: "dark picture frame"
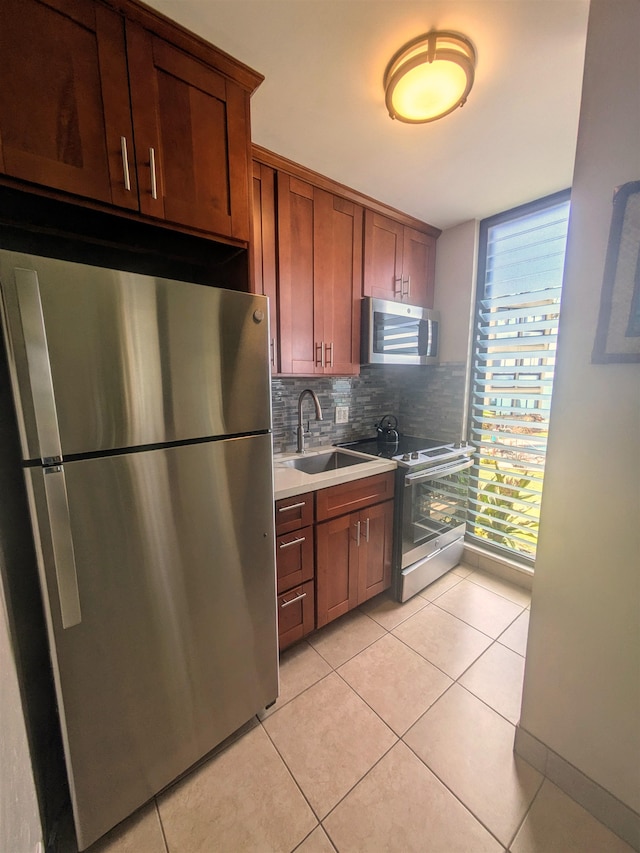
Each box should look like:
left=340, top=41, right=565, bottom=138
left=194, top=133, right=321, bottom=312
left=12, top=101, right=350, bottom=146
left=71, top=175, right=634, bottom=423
left=592, top=180, right=640, bottom=363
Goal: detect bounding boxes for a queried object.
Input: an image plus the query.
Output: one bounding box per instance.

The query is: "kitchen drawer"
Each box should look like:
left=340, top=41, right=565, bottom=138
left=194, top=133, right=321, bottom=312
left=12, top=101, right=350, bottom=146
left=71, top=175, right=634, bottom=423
left=277, top=580, right=314, bottom=651
left=276, top=526, right=314, bottom=594
left=315, top=472, right=395, bottom=522
left=275, top=492, right=314, bottom=534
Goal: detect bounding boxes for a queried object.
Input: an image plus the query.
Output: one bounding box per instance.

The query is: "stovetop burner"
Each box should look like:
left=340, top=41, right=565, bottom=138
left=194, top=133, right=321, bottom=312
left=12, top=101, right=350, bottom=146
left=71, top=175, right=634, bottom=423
left=337, top=435, right=444, bottom=459
left=336, top=435, right=474, bottom=469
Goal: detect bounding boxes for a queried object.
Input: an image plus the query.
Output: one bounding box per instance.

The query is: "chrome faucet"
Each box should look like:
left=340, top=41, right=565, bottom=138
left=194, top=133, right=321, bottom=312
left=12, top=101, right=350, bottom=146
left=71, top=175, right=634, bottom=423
left=296, top=389, right=323, bottom=453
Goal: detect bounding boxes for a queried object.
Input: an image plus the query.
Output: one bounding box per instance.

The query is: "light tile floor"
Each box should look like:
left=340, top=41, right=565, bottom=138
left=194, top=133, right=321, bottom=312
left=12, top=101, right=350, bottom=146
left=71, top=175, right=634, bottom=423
left=84, top=566, right=634, bottom=853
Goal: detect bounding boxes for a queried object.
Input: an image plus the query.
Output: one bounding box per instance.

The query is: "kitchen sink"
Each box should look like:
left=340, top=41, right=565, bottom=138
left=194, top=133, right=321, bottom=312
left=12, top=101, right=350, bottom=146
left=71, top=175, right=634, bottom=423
left=279, top=451, right=371, bottom=475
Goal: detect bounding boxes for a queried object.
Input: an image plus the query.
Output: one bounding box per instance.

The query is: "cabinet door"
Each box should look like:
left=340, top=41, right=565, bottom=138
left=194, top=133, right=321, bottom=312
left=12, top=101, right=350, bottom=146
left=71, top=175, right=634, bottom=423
left=363, top=210, right=404, bottom=301
left=357, top=500, right=394, bottom=604
left=252, top=163, right=278, bottom=370
left=277, top=174, right=322, bottom=374
left=0, top=0, right=136, bottom=209
left=316, top=513, right=359, bottom=627
left=126, top=24, right=251, bottom=240
left=402, top=226, right=436, bottom=308
left=316, top=191, right=362, bottom=375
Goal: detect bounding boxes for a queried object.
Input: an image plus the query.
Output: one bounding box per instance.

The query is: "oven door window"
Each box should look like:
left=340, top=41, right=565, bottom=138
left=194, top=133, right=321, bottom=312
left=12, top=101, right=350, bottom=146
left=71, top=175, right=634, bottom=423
left=406, top=468, right=470, bottom=546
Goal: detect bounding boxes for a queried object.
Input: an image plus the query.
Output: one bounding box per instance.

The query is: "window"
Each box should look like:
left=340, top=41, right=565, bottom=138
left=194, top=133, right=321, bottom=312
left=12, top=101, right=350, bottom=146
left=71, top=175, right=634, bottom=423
left=467, top=191, right=571, bottom=563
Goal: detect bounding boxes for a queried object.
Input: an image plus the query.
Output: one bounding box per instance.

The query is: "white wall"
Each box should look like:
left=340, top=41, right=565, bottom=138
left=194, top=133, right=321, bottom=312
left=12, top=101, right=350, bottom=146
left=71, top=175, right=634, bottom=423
left=519, top=0, right=640, bottom=814
left=0, top=584, right=43, bottom=853
left=433, top=219, right=478, bottom=365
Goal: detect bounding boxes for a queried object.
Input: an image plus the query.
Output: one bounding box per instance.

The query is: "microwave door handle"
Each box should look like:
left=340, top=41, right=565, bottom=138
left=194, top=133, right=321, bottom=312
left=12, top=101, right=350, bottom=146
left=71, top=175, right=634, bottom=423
left=405, top=458, right=473, bottom=485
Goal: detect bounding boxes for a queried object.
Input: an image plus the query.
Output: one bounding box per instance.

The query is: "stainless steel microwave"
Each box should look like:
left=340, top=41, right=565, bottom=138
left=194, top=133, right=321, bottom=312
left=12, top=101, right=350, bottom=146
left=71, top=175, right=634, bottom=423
left=361, top=297, right=440, bottom=365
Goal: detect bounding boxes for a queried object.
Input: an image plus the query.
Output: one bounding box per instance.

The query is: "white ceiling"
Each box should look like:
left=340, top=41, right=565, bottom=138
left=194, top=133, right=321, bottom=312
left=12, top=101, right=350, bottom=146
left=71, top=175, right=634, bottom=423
left=144, top=0, right=590, bottom=231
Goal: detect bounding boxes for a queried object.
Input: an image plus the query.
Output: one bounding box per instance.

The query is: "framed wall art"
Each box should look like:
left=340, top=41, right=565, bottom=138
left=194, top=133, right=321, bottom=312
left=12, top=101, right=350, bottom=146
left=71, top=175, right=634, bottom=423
left=592, top=180, right=640, bottom=363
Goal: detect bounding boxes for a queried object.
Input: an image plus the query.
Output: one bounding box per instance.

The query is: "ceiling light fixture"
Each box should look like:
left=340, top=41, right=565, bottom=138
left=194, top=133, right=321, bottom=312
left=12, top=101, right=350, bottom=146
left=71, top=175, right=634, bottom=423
left=384, top=31, right=476, bottom=124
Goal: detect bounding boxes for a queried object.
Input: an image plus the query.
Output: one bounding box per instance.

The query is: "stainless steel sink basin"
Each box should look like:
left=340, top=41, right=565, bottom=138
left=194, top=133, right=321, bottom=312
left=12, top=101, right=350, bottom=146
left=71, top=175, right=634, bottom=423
left=279, top=451, right=370, bottom=475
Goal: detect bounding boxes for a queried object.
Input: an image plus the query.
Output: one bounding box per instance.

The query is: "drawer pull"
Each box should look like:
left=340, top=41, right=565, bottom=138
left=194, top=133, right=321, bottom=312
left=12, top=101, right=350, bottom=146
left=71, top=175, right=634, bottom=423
left=278, top=501, right=306, bottom=513
left=149, top=146, right=158, bottom=200
left=120, top=136, right=131, bottom=191
left=280, top=591, right=307, bottom=609
left=279, top=536, right=306, bottom=549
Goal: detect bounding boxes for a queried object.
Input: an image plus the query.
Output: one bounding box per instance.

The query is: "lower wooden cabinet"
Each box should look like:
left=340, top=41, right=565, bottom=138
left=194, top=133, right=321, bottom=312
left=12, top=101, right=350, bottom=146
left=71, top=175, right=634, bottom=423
left=277, top=581, right=315, bottom=651
left=275, top=492, right=315, bottom=651
left=275, top=473, right=395, bottom=646
left=316, top=498, right=394, bottom=628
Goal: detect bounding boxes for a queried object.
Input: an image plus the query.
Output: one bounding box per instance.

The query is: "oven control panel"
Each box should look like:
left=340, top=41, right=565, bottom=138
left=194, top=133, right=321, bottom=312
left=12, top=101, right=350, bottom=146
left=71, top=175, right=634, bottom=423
left=394, top=442, right=474, bottom=470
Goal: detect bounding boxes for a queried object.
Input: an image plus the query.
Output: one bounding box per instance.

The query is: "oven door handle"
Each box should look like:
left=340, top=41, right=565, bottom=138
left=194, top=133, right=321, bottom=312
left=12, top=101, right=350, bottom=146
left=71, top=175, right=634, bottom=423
left=405, top=457, right=473, bottom=485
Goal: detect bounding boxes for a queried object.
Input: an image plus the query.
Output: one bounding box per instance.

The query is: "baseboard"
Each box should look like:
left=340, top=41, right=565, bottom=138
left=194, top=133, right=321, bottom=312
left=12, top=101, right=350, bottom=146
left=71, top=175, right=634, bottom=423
left=514, top=725, right=640, bottom=850
left=463, top=543, right=534, bottom=591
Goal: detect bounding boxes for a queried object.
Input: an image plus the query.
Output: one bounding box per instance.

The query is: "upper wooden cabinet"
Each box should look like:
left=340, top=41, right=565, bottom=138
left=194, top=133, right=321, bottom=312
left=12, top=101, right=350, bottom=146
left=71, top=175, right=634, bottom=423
left=277, top=173, right=362, bottom=375
left=0, top=0, right=260, bottom=243
left=0, top=0, right=134, bottom=209
left=363, top=210, right=436, bottom=307
left=251, top=162, right=278, bottom=370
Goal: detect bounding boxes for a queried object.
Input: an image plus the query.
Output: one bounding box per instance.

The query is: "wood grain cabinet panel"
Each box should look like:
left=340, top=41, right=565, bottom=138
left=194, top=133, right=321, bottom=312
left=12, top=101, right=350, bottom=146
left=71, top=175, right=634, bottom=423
left=315, top=471, right=395, bottom=522
left=316, top=499, right=394, bottom=627
left=251, top=162, right=278, bottom=370
left=276, top=526, right=314, bottom=595
left=364, top=210, right=436, bottom=308
left=0, top=0, right=137, bottom=209
left=315, top=513, right=359, bottom=627
left=275, top=492, right=315, bottom=650
left=0, top=0, right=256, bottom=243
left=275, top=492, right=314, bottom=535
left=402, top=226, right=436, bottom=307
left=277, top=173, right=362, bottom=375
left=127, top=26, right=251, bottom=239
left=357, top=499, right=394, bottom=604
left=316, top=472, right=395, bottom=628
left=277, top=581, right=315, bottom=651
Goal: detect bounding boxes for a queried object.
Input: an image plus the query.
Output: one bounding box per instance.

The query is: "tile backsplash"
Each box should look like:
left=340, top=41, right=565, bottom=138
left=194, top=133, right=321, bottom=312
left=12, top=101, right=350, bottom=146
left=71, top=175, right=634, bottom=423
left=271, top=363, right=467, bottom=454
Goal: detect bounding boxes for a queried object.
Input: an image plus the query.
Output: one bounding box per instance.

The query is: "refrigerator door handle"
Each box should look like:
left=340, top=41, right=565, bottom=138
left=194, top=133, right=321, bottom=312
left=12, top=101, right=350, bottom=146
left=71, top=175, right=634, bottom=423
left=14, top=268, right=62, bottom=463
left=43, top=464, right=82, bottom=628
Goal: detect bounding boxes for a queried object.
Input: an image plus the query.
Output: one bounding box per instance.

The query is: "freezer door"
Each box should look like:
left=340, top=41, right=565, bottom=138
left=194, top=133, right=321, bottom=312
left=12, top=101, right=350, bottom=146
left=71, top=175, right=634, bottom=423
left=25, top=434, right=278, bottom=850
left=0, top=251, right=272, bottom=460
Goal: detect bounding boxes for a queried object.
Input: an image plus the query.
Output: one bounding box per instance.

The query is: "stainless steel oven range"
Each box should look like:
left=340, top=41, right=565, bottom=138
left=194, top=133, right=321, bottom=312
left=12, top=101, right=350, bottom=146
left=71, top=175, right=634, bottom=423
left=337, top=436, right=473, bottom=602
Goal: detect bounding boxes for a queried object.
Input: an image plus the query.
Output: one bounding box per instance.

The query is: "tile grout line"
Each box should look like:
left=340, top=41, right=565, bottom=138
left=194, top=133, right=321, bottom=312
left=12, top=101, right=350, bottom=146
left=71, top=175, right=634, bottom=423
left=152, top=797, right=171, bottom=853
left=399, top=733, right=509, bottom=851
left=318, top=738, right=401, bottom=842
left=504, top=771, right=546, bottom=850
left=264, top=571, right=531, bottom=850
left=258, top=716, right=327, bottom=840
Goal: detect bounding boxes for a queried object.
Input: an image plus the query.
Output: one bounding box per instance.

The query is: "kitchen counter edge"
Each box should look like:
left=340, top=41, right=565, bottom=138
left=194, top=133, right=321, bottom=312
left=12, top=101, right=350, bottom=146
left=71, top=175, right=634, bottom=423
left=273, top=446, right=397, bottom=501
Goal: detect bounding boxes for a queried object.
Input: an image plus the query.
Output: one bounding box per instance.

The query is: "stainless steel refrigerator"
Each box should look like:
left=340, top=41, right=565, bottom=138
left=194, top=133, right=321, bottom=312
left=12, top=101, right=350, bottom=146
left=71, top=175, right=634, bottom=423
left=0, top=250, right=279, bottom=850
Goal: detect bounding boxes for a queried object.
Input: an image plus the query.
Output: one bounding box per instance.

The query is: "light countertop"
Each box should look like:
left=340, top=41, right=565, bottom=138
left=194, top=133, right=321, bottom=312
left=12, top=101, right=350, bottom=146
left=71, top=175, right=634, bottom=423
left=273, top=445, right=397, bottom=501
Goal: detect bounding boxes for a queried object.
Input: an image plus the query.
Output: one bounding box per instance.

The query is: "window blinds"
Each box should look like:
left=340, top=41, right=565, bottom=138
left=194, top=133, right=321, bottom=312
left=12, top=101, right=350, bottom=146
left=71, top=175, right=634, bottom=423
left=467, top=196, right=570, bottom=560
